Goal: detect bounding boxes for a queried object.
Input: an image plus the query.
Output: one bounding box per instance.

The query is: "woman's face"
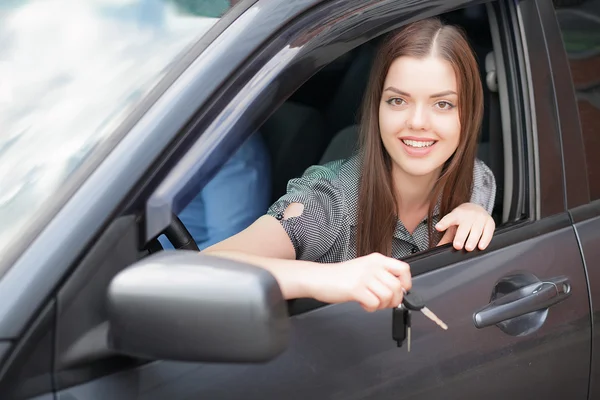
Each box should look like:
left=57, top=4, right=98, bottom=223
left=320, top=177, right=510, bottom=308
left=379, top=55, right=460, bottom=179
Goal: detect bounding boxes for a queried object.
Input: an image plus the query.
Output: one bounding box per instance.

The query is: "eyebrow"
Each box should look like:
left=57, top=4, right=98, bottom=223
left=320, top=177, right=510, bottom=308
left=383, top=87, right=457, bottom=98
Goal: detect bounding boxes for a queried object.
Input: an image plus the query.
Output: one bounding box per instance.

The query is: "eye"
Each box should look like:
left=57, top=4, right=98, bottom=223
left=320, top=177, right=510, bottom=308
left=435, top=101, right=455, bottom=110
left=386, top=98, right=406, bottom=106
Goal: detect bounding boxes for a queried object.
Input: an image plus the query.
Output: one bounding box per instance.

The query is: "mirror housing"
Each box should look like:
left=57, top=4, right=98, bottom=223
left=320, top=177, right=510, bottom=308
left=106, top=252, right=290, bottom=363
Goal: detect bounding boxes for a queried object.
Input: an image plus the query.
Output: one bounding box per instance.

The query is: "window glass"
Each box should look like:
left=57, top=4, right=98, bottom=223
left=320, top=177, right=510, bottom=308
left=0, top=0, right=237, bottom=258
left=554, top=0, right=600, bottom=200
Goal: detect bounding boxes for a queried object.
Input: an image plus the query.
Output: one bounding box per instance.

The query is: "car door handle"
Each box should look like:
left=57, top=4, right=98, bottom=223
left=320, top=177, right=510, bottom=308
left=473, top=276, right=571, bottom=329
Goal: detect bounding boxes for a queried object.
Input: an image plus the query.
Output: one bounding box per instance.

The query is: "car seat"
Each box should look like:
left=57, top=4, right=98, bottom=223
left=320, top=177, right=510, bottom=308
left=260, top=101, right=329, bottom=203
left=324, top=43, right=377, bottom=135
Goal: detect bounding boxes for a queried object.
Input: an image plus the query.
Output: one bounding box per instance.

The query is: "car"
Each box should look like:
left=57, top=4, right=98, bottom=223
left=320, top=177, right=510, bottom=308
left=0, top=0, right=599, bottom=399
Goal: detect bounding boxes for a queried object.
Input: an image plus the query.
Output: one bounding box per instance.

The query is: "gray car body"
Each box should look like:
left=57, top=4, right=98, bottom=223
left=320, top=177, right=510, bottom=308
left=0, top=0, right=598, bottom=399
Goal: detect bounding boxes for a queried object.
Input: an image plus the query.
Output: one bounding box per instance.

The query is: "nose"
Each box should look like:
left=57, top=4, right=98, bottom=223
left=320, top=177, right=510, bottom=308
left=406, top=104, right=429, bottom=131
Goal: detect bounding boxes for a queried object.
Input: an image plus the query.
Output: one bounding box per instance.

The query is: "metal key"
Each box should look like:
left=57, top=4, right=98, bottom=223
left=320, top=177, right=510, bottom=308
left=401, top=290, right=448, bottom=331
left=392, top=305, right=412, bottom=351
left=406, top=308, right=412, bottom=352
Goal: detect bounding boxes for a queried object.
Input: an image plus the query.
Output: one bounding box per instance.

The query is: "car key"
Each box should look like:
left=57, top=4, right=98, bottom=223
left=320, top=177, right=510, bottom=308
left=392, top=305, right=411, bottom=351
left=406, top=308, right=412, bottom=352
left=401, top=290, right=448, bottom=331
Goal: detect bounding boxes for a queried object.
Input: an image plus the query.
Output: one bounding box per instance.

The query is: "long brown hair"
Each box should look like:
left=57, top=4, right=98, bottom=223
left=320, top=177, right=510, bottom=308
left=356, top=17, right=483, bottom=257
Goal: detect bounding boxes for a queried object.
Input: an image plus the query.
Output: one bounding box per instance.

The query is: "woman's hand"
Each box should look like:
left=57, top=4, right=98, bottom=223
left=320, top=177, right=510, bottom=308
left=309, top=253, right=412, bottom=312
left=435, top=203, right=495, bottom=251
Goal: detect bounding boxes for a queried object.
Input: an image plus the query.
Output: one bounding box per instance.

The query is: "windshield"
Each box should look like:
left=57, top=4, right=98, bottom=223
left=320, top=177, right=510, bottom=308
left=0, top=0, right=235, bottom=258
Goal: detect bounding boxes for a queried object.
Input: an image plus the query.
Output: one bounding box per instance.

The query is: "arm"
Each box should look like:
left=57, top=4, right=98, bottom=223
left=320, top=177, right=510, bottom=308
left=203, top=215, right=320, bottom=300
left=193, top=134, right=271, bottom=249
left=204, top=162, right=413, bottom=311
left=203, top=214, right=412, bottom=311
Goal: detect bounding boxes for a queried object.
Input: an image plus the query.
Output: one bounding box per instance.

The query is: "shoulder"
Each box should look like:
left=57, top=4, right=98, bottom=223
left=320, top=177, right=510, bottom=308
left=285, top=157, right=358, bottom=196
left=266, top=158, right=357, bottom=260
left=471, top=158, right=497, bottom=214
left=302, top=159, right=346, bottom=180
left=473, top=158, right=496, bottom=189
left=267, top=157, right=358, bottom=216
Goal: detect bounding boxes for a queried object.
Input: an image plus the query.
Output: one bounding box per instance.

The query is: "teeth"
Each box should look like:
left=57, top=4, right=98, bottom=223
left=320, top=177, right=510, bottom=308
left=402, top=139, right=435, bottom=148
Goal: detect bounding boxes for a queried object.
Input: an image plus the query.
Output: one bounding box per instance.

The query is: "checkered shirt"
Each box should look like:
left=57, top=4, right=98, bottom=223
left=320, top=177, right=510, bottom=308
left=267, top=155, right=496, bottom=262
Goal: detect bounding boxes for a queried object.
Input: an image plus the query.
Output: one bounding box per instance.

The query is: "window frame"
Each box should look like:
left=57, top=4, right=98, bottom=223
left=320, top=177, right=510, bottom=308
left=143, top=0, right=552, bottom=315
left=145, top=0, right=528, bottom=243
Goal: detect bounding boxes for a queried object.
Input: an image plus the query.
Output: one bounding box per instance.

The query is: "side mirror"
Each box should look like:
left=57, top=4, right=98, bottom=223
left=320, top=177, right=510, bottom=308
left=106, top=252, right=290, bottom=363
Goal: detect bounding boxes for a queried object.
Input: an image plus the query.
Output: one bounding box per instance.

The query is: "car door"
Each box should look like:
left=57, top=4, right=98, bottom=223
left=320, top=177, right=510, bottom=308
left=46, top=0, right=591, bottom=399
left=549, top=0, right=600, bottom=398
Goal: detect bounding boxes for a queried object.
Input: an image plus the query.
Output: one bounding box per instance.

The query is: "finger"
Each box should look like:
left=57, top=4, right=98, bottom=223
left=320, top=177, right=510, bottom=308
left=367, top=278, right=394, bottom=310
left=435, top=212, right=458, bottom=232
left=465, top=218, right=486, bottom=251
left=453, top=221, right=472, bottom=250
left=382, top=259, right=412, bottom=292
left=478, top=218, right=496, bottom=250
left=358, top=288, right=380, bottom=312
left=437, top=226, right=456, bottom=246
left=376, top=269, right=404, bottom=308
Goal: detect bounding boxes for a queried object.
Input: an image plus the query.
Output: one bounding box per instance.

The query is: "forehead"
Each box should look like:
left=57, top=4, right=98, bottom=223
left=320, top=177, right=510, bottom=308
left=383, top=56, right=457, bottom=93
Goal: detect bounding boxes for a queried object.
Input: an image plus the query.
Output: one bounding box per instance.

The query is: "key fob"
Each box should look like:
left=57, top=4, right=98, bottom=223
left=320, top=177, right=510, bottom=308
left=403, top=291, right=425, bottom=311
left=392, top=306, right=409, bottom=347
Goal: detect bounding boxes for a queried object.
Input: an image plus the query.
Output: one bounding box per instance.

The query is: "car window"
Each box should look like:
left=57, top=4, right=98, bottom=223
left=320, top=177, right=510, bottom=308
left=0, top=0, right=237, bottom=259
left=160, top=3, right=518, bottom=256
left=554, top=0, right=600, bottom=200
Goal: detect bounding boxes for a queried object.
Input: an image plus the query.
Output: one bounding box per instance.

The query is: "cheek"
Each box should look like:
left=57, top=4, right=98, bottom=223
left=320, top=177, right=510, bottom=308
left=432, top=114, right=460, bottom=145
left=378, top=106, right=389, bottom=139
left=378, top=104, right=388, bottom=135
left=378, top=106, right=403, bottom=138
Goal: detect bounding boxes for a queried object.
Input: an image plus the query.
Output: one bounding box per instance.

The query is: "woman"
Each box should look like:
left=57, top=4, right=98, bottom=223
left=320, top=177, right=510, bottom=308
left=204, top=17, right=496, bottom=312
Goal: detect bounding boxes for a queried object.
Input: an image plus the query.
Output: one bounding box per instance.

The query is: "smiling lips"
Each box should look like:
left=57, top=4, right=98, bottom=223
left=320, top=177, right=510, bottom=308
left=401, top=139, right=435, bottom=148
left=400, top=137, right=437, bottom=156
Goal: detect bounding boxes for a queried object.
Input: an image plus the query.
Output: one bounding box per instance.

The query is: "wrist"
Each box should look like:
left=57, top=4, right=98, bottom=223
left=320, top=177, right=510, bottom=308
left=275, top=261, right=327, bottom=300
left=298, top=263, right=329, bottom=300
left=303, top=262, right=344, bottom=302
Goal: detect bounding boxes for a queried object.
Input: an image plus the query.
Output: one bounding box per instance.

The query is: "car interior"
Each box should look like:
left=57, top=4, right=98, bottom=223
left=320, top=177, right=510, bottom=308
left=253, top=4, right=506, bottom=227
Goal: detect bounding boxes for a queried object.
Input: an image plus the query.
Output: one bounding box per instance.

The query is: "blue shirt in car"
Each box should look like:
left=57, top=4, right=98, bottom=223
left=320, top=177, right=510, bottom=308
left=160, top=133, right=271, bottom=250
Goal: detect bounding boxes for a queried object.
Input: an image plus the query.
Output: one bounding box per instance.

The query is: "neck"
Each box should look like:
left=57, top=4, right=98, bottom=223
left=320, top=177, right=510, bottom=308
left=391, top=165, right=441, bottom=214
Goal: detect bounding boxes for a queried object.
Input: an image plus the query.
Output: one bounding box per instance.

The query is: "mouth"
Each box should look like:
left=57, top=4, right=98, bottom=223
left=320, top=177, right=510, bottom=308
left=400, top=139, right=437, bottom=148
left=399, top=138, right=437, bottom=156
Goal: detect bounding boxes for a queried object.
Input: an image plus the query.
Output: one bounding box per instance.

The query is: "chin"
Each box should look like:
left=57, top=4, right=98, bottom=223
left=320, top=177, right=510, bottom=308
left=404, top=166, right=440, bottom=177
left=393, top=157, right=445, bottom=178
